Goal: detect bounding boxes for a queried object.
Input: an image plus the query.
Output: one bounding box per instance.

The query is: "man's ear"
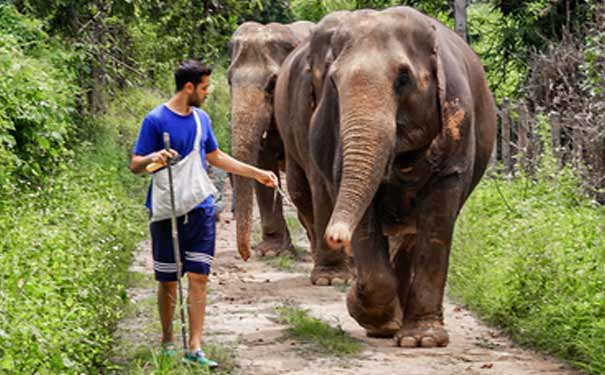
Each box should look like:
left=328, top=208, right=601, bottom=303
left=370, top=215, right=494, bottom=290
left=184, top=82, right=194, bottom=93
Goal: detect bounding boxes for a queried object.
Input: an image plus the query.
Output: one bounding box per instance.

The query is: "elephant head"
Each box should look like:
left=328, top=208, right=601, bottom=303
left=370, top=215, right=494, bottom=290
left=227, top=22, right=311, bottom=260
left=308, top=7, right=471, bottom=252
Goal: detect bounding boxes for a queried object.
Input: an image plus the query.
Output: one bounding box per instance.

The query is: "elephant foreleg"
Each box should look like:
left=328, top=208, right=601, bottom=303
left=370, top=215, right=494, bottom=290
left=395, top=174, right=464, bottom=348
left=347, top=205, right=401, bottom=337
left=254, top=144, right=293, bottom=257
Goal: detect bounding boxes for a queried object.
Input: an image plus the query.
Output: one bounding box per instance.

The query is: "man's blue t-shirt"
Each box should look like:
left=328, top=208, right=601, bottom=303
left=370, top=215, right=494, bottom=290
left=133, top=104, right=219, bottom=210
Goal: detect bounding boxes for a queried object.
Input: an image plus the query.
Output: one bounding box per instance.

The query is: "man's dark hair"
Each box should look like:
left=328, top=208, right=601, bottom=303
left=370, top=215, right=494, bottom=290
left=174, top=60, right=213, bottom=92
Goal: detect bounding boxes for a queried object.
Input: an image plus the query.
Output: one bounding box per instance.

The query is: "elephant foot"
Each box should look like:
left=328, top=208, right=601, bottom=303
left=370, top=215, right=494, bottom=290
left=254, top=235, right=293, bottom=257
left=310, top=265, right=352, bottom=286
left=365, top=319, right=401, bottom=338
left=395, top=319, right=449, bottom=348
left=347, top=287, right=402, bottom=338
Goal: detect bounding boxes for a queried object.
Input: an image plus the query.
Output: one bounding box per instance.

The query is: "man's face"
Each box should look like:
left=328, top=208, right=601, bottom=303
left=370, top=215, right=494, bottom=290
left=187, top=75, right=210, bottom=107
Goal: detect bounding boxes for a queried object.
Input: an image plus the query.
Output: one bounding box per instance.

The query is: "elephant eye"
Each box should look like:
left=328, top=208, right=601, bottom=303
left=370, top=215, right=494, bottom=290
left=394, top=67, right=411, bottom=94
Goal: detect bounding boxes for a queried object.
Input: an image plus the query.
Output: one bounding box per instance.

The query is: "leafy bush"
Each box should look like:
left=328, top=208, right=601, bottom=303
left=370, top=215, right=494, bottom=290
left=0, top=4, right=78, bottom=187
left=205, top=66, right=232, bottom=154
left=290, top=0, right=344, bottom=21
left=0, top=87, right=159, bottom=373
left=467, top=3, right=527, bottom=101
left=449, top=118, right=605, bottom=374
left=289, top=0, right=451, bottom=24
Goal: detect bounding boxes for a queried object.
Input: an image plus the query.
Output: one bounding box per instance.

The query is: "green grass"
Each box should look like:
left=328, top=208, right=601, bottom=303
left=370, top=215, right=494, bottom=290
left=117, top=342, right=236, bottom=375
left=275, top=303, right=362, bottom=357
left=450, top=118, right=605, bottom=374
left=449, top=167, right=605, bottom=374
left=267, top=254, right=298, bottom=272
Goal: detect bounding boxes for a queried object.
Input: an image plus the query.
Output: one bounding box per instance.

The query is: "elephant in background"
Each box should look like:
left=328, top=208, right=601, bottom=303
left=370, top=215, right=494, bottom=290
left=228, top=21, right=312, bottom=261
left=275, top=7, right=496, bottom=347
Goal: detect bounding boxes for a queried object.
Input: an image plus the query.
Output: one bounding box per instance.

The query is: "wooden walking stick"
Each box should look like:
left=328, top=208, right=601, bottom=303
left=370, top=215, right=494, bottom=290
left=163, top=132, right=188, bottom=352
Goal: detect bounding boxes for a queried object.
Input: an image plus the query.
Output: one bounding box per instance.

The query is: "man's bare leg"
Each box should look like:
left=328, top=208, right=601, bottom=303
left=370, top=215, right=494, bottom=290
left=187, top=273, right=208, bottom=351
left=158, top=281, right=177, bottom=344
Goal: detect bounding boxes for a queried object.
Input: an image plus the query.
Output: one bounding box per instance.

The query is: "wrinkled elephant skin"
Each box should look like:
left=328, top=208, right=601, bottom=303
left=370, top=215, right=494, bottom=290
left=275, top=7, right=497, bottom=345
left=228, top=21, right=312, bottom=260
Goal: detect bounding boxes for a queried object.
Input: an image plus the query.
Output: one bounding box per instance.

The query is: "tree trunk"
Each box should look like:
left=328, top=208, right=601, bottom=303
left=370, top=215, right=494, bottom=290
left=454, top=0, right=468, bottom=43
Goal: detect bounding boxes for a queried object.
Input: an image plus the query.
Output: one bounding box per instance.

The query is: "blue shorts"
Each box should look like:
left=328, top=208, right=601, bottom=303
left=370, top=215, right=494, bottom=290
left=150, top=206, right=215, bottom=282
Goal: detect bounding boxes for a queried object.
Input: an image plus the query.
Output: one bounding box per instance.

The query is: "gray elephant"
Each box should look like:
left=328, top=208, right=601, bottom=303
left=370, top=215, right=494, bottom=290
left=275, top=7, right=497, bottom=347
left=228, top=21, right=312, bottom=261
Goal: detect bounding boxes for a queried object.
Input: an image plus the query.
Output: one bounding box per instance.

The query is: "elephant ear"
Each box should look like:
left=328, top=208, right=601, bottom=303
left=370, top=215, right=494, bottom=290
left=309, top=59, right=340, bottom=186
left=429, top=23, right=472, bottom=176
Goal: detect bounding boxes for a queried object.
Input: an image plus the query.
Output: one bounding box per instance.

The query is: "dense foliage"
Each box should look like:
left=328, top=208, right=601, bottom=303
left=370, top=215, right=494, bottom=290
left=450, top=119, right=605, bottom=374
left=0, top=4, right=78, bottom=188
left=0, top=6, right=149, bottom=372
left=0, top=91, right=156, bottom=372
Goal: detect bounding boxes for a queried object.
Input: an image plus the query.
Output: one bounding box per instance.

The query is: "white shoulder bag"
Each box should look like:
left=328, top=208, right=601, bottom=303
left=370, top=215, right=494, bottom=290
left=150, top=110, right=218, bottom=222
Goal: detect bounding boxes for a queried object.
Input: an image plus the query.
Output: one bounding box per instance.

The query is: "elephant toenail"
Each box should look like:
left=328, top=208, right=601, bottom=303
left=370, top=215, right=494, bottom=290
left=331, top=277, right=345, bottom=285
left=398, top=336, right=418, bottom=348
left=315, top=277, right=330, bottom=286
left=420, top=337, right=437, bottom=348
left=265, top=250, right=277, bottom=257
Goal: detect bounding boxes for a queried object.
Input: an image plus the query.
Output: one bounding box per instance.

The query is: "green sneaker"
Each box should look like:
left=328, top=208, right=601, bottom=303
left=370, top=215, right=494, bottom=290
left=184, top=349, right=218, bottom=368
left=160, top=342, right=177, bottom=357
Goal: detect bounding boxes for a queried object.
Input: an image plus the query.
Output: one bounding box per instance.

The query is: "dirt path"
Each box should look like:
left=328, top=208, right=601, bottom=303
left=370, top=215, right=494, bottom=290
left=114, top=181, right=579, bottom=375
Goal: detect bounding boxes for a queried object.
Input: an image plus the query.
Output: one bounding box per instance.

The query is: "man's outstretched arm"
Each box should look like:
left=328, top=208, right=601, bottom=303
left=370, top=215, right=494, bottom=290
left=206, top=149, right=277, bottom=188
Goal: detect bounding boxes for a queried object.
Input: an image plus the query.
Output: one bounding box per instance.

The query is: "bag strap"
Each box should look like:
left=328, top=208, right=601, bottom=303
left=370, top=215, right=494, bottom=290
left=192, top=110, right=202, bottom=152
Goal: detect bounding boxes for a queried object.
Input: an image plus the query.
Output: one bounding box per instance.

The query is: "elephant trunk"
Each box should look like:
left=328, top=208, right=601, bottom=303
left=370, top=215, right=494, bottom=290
left=324, top=82, right=397, bottom=251
left=230, top=86, right=271, bottom=259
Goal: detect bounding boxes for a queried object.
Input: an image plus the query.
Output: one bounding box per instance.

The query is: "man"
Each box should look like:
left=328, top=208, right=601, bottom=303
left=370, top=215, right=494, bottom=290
left=129, top=60, right=277, bottom=366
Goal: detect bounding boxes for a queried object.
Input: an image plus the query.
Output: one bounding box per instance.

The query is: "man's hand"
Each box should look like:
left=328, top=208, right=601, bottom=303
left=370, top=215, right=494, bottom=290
left=255, top=170, right=278, bottom=188
left=130, top=149, right=179, bottom=174
left=206, top=149, right=278, bottom=188
left=150, top=149, right=179, bottom=164
left=145, top=149, right=179, bottom=173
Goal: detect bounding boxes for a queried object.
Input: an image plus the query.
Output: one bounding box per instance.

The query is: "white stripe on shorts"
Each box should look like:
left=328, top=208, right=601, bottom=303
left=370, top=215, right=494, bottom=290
left=185, top=252, right=214, bottom=265
left=154, top=261, right=177, bottom=273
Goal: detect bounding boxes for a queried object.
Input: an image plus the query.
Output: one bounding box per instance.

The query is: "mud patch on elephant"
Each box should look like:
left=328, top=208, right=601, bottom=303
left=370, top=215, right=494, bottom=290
left=443, top=100, right=465, bottom=141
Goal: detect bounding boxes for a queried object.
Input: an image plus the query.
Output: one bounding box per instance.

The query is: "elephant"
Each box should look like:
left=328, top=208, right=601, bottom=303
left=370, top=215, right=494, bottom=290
left=275, top=7, right=497, bottom=347
left=227, top=21, right=313, bottom=261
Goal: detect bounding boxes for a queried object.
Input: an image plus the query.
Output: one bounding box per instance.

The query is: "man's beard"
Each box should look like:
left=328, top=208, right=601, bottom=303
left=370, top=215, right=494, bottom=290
left=187, top=93, right=204, bottom=107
